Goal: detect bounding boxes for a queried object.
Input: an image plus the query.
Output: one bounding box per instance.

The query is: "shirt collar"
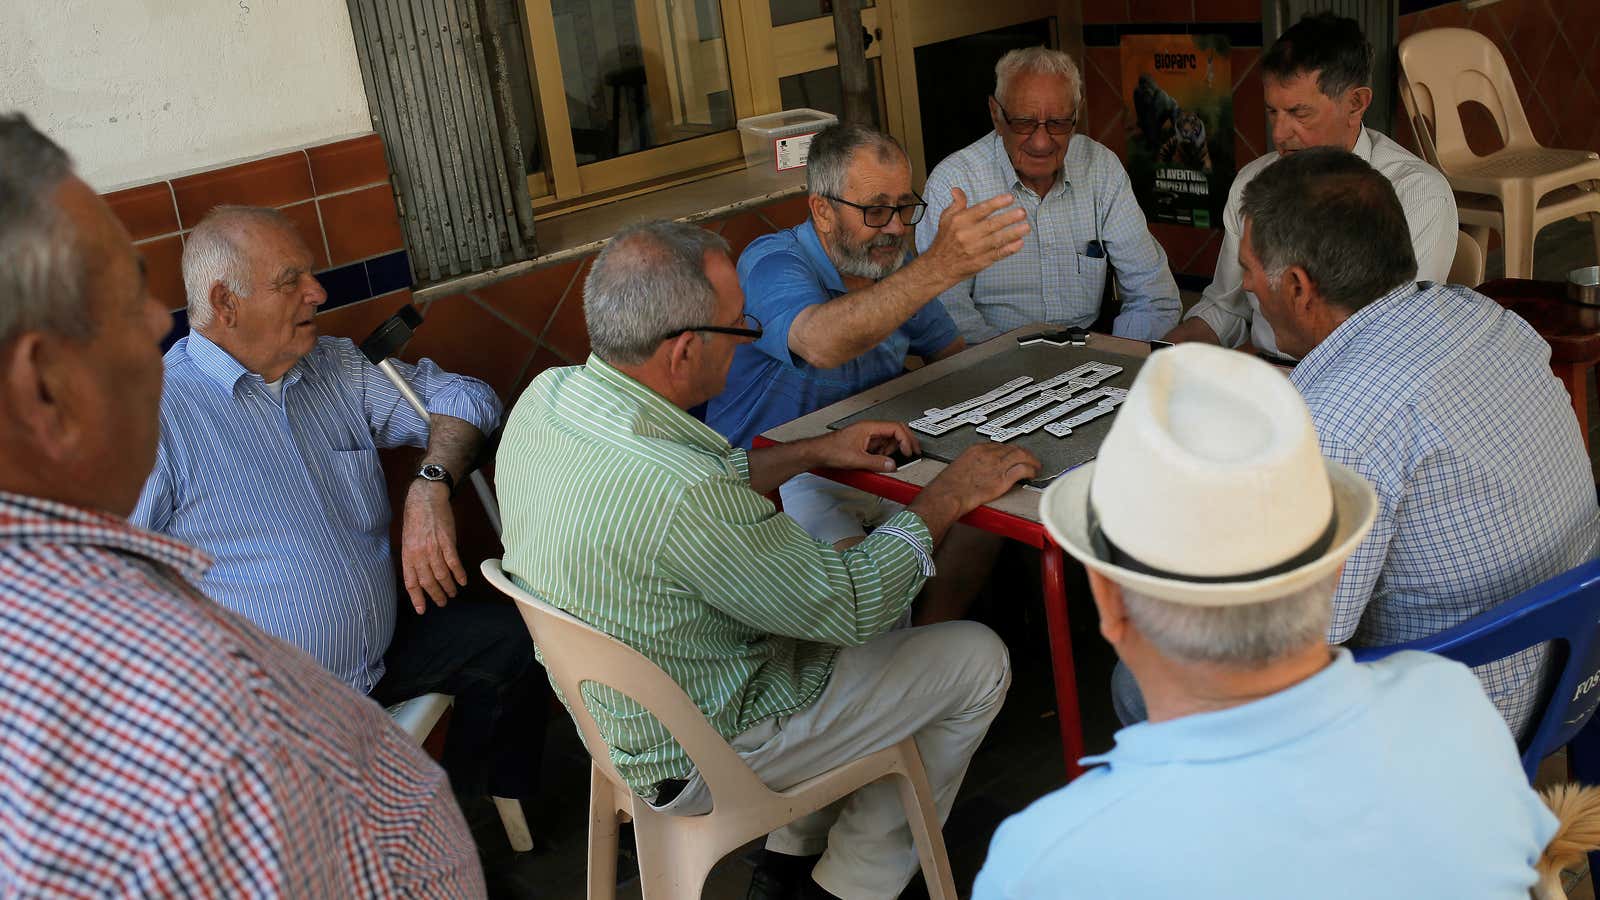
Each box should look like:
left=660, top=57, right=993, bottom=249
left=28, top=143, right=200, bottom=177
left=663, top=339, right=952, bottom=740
left=1352, top=126, right=1375, bottom=162
left=988, top=130, right=1069, bottom=197
left=183, top=329, right=306, bottom=395
left=1083, top=648, right=1365, bottom=767
left=1290, top=281, right=1420, bottom=390
left=795, top=220, right=848, bottom=296
left=584, top=355, right=736, bottom=458
left=0, top=490, right=211, bottom=578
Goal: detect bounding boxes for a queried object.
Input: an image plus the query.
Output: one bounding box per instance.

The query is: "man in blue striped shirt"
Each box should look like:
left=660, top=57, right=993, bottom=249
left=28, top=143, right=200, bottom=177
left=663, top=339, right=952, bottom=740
left=131, top=206, right=547, bottom=815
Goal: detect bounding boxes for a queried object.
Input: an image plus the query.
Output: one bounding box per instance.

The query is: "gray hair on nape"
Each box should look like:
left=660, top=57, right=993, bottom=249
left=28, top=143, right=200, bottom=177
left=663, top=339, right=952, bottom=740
left=583, top=220, right=731, bottom=366
left=804, top=122, right=907, bottom=201
left=0, top=113, right=93, bottom=346
left=1120, top=571, right=1338, bottom=667
left=993, top=46, right=1084, bottom=110
left=182, top=205, right=295, bottom=332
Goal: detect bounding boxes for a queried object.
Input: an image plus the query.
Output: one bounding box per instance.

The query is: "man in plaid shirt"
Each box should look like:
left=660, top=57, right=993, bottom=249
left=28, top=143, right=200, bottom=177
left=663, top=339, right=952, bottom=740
left=0, top=116, right=483, bottom=895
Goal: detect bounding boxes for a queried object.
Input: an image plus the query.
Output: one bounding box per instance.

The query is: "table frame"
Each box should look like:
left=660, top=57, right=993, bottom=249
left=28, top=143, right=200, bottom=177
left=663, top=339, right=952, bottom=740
left=755, top=325, right=1154, bottom=779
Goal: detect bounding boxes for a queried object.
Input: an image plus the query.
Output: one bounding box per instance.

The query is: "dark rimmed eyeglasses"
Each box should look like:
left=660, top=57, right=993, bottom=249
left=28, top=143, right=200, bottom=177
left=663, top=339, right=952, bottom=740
left=657, top=312, right=764, bottom=344
left=823, top=192, right=928, bottom=228
left=993, top=98, right=1077, bottom=136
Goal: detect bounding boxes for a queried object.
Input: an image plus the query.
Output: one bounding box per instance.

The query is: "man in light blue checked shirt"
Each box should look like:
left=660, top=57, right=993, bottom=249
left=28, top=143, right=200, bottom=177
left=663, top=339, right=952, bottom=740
left=131, top=206, right=549, bottom=816
left=918, top=47, right=1181, bottom=343
left=1114, top=148, right=1598, bottom=739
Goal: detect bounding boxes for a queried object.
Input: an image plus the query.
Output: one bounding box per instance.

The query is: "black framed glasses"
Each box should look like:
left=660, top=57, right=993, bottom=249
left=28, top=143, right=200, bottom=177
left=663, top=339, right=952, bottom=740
left=658, top=312, right=763, bottom=344
left=993, top=98, right=1077, bottom=136
left=823, top=192, right=928, bottom=228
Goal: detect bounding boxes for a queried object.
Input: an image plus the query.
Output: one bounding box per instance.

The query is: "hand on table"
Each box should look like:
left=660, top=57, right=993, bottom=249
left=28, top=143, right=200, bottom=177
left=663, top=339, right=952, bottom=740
left=921, top=188, right=1031, bottom=285
left=926, top=444, right=1041, bottom=515
left=817, top=420, right=921, bottom=473
left=401, top=480, right=467, bottom=613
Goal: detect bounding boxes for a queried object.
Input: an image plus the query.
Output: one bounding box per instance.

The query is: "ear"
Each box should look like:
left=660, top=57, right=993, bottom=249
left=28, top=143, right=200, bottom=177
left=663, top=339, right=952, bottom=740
left=0, top=333, right=77, bottom=464
left=808, top=194, right=834, bottom=235
left=1086, top=568, right=1129, bottom=646
left=988, top=95, right=1004, bottom=130
left=209, top=281, right=237, bottom=328
left=661, top=332, right=701, bottom=389
left=1345, top=86, right=1373, bottom=123
left=1284, top=265, right=1317, bottom=313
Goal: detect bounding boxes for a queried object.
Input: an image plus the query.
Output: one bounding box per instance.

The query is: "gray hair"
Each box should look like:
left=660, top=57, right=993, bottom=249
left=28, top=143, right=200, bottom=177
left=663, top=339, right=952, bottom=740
left=1241, top=147, right=1416, bottom=313
left=0, top=113, right=92, bottom=345
left=805, top=123, right=907, bottom=201
left=583, top=220, right=731, bottom=366
left=182, top=205, right=294, bottom=331
left=1121, top=573, right=1338, bottom=667
left=994, top=47, right=1084, bottom=111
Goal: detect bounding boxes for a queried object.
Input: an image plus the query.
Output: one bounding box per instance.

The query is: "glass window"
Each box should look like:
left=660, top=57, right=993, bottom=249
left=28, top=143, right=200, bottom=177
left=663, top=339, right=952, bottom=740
left=768, top=0, right=875, bottom=28
left=550, top=0, right=738, bottom=165
left=779, top=60, right=884, bottom=128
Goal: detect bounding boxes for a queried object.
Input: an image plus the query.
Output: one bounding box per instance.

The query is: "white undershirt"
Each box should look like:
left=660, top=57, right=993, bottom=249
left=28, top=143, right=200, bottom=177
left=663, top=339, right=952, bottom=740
left=260, top=378, right=284, bottom=401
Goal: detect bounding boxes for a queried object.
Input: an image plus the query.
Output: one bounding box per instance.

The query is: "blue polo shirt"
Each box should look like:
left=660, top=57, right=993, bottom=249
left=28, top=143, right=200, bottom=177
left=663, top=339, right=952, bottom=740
left=973, top=650, right=1556, bottom=899
left=706, top=221, right=960, bottom=449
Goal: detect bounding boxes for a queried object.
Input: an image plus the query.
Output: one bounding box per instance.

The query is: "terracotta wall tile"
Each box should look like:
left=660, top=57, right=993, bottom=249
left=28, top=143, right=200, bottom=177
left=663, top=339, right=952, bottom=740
left=400, top=294, right=536, bottom=399
left=1085, top=47, right=1125, bottom=145
left=472, top=259, right=580, bottom=338
left=106, top=182, right=179, bottom=242
left=320, top=184, right=404, bottom=266
left=1476, top=0, right=1526, bottom=43
left=540, top=267, right=593, bottom=363
left=1510, top=1, right=1560, bottom=83
left=137, top=235, right=187, bottom=311
left=308, top=134, right=390, bottom=196
left=1232, top=49, right=1265, bottom=163
left=1128, top=0, right=1192, bottom=22
left=1193, top=0, right=1257, bottom=21
left=315, top=289, right=416, bottom=344
left=1083, top=1, right=1130, bottom=24
left=1150, top=222, right=1212, bottom=276
left=1422, top=4, right=1464, bottom=31
left=171, top=151, right=313, bottom=229
left=505, top=347, right=567, bottom=409
left=278, top=200, right=330, bottom=271
left=717, top=211, right=779, bottom=259
left=759, top=194, right=812, bottom=229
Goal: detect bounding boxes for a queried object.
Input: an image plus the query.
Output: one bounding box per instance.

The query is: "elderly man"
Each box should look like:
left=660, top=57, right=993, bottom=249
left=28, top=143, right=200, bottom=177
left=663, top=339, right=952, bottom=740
left=973, top=343, right=1556, bottom=898
left=499, top=220, right=1037, bottom=900
left=917, top=46, right=1181, bottom=344
left=708, top=122, right=1028, bottom=622
left=1164, top=12, right=1457, bottom=358
left=0, top=115, right=481, bottom=893
left=1116, top=148, right=1596, bottom=737
left=130, top=205, right=546, bottom=819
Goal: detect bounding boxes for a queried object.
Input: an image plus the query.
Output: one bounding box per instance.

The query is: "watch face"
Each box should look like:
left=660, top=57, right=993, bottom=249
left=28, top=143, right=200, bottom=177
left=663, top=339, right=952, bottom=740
left=420, top=464, right=446, bottom=480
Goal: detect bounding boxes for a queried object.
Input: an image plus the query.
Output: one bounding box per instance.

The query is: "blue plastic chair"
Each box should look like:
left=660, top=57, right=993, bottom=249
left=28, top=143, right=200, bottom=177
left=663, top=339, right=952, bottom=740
left=1352, top=558, right=1600, bottom=878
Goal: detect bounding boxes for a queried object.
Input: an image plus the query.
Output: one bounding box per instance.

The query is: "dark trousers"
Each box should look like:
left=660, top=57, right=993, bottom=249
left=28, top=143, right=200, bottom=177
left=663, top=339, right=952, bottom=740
left=371, top=597, right=548, bottom=802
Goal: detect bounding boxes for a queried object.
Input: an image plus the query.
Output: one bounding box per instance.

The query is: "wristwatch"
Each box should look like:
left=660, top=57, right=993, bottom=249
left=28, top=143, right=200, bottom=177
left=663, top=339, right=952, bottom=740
left=413, top=463, right=454, bottom=492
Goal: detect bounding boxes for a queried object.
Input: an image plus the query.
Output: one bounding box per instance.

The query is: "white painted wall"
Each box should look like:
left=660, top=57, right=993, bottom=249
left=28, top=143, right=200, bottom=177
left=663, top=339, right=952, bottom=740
left=0, top=0, right=372, bottom=191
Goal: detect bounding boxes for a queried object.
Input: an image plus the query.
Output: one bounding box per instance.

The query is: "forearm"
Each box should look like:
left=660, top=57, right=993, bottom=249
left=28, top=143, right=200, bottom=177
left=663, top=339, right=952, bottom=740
left=419, top=414, right=486, bottom=479
left=1163, top=316, right=1222, bottom=344
left=790, top=257, right=954, bottom=368
left=747, top=439, right=826, bottom=495
left=906, top=486, right=967, bottom=546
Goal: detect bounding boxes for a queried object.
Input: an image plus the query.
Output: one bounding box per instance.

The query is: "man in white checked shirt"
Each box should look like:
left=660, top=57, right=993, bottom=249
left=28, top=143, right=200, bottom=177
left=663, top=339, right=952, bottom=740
left=1113, top=147, right=1598, bottom=739
left=918, top=46, right=1182, bottom=344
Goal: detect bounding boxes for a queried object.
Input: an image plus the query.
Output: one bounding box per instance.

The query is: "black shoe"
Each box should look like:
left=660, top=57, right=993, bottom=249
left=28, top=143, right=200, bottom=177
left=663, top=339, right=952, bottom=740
left=746, top=850, right=822, bottom=900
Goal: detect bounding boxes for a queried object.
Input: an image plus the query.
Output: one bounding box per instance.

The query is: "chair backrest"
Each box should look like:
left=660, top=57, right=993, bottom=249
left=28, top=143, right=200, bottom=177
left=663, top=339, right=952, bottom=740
left=480, top=559, right=771, bottom=804
left=1352, top=558, right=1600, bottom=780
left=1398, top=28, right=1537, bottom=174
left=1449, top=230, right=1485, bottom=287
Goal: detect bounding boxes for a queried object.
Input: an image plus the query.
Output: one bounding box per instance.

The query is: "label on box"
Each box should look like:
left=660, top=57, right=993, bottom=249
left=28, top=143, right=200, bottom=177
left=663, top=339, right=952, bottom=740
left=774, top=131, right=820, bottom=172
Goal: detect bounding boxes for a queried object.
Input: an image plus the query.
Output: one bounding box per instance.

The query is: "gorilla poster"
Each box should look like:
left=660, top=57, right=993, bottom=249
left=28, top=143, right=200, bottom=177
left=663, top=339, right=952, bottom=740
left=1120, top=34, right=1234, bottom=229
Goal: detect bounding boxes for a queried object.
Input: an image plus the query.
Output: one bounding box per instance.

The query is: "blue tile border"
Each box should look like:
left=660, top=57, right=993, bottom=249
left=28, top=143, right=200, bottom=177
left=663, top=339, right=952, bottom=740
left=318, top=260, right=372, bottom=309
left=365, top=250, right=411, bottom=297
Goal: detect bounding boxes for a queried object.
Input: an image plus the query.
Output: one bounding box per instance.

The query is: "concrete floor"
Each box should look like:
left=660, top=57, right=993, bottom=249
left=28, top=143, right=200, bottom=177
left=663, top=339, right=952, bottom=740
left=470, top=218, right=1600, bottom=899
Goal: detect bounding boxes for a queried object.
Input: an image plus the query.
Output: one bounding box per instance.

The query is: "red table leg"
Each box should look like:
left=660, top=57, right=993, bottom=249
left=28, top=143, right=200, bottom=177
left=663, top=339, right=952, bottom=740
left=1040, top=540, right=1086, bottom=780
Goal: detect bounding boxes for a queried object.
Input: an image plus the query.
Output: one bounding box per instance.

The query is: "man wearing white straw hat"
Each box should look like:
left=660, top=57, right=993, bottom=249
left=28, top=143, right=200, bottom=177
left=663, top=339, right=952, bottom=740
left=971, top=343, right=1556, bottom=899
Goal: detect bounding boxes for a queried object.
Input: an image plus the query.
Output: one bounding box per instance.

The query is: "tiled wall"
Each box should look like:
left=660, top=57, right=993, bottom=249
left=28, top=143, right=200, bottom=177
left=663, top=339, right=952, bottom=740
left=1394, top=0, right=1600, bottom=160
left=1080, top=8, right=1266, bottom=283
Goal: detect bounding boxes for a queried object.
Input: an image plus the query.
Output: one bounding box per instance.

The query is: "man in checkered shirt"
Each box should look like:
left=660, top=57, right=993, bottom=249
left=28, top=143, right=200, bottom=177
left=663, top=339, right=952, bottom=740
left=1209, top=147, right=1595, bottom=736
left=0, top=116, right=483, bottom=895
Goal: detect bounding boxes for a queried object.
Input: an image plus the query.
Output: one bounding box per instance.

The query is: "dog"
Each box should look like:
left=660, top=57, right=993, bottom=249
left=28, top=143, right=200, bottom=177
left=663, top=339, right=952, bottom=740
left=1534, top=782, right=1600, bottom=899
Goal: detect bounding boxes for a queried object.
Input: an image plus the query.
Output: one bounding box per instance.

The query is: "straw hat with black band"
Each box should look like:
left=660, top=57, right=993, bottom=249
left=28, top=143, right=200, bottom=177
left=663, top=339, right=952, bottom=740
left=1039, top=343, right=1377, bottom=606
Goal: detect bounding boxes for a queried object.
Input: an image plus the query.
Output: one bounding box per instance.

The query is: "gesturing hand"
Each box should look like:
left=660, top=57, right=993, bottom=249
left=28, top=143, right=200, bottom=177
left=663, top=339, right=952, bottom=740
left=818, top=420, right=922, bottom=473
left=923, top=187, right=1031, bottom=284
left=401, top=480, right=468, bottom=613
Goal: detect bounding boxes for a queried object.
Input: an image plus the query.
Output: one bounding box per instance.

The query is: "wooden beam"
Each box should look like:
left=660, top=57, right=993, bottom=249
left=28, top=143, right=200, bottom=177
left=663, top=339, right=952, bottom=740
left=832, top=0, right=874, bottom=125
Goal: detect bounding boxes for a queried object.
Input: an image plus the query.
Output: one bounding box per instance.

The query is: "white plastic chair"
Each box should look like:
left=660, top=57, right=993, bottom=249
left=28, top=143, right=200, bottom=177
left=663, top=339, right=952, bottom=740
left=1449, top=229, right=1486, bottom=287
left=386, top=692, right=535, bottom=852
left=480, top=559, right=957, bottom=900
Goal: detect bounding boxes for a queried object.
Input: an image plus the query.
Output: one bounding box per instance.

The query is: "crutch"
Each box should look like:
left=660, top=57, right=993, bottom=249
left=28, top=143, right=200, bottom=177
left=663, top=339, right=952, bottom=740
left=358, top=306, right=502, bottom=536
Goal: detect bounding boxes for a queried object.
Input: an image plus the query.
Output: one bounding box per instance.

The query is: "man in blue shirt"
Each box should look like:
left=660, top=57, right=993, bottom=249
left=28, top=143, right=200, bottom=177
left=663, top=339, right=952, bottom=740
left=131, top=206, right=547, bottom=819
left=976, top=342, right=1556, bottom=900
left=707, top=123, right=1030, bottom=622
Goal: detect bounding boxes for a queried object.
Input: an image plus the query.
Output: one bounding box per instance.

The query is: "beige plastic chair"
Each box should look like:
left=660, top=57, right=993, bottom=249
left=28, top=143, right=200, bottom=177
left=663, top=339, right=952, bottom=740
left=1397, top=27, right=1600, bottom=279
left=480, top=559, right=956, bottom=900
left=1449, top=229, right=1486, bottom=287
left=385, top=692, right=535, bottom=852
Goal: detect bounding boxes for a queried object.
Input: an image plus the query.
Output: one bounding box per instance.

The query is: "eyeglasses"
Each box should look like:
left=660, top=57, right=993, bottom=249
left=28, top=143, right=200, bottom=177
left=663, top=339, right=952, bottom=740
left=823, top=192, right=928, bottom=228
left=993, top=98, right=1077, bottom=136
left=658, top=312, right=764, bottom=344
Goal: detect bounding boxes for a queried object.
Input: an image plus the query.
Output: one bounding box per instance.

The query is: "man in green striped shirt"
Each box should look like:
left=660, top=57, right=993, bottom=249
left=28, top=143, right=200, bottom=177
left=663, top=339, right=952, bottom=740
left=498, top=221, right=1037, bottom=900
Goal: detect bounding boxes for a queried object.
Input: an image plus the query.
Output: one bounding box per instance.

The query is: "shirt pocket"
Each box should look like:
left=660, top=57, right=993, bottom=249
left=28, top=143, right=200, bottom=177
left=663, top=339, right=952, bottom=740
left=327, top=446, right=390, bottom=535
left=1068, top=253, right=1109, bottom=324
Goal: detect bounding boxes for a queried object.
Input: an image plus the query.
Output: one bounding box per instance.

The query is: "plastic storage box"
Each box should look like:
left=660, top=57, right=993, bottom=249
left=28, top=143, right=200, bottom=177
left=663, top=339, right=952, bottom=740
left=737, top=108, right=838, bottom=178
